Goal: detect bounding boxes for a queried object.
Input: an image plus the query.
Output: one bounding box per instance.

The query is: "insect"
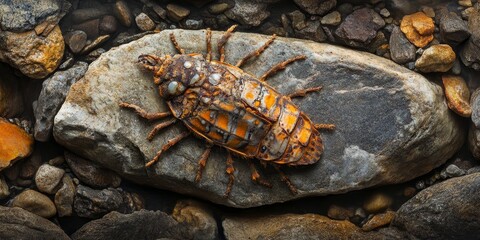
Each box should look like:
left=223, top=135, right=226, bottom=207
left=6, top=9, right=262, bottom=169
left=120, top=25, right=334, bottom=197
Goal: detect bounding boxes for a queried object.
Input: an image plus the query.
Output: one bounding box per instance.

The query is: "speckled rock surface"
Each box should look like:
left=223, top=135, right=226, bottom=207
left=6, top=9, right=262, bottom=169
left=54, top=29, right=464, bottom=207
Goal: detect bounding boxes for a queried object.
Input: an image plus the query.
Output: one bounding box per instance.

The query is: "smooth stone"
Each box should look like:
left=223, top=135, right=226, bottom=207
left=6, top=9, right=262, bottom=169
left=72, top=18, right=100, bottom=40
left=172, top=199, right=218, bottom=240
left=34, top=62, right=88, bottom=142
left=459, top=0, right=473, bottom=7
left=389, top=26, right=416, bottom=64
left=334, top=8, right=385, bottom=48
left=392, top=173, right=480, bottom=239
left=99, top=15, right=118, bottom=34
left=0, top=175, right=9, bottom=199
left=166, top=4, right=190, bottom=22
left=64, top=30, right=88, bottom=53
left=0, top=25, right=64, bottom=79
left=0, top=64, right=23, bottom=117
left=208, top=3, right=230, bottom=14
left=71, top=210, right=199, bottom=240
left=225, top=1, right=269, bottom=27
left=439, top=12, right=471, bottom=45
left=135, top=13, right=156, bottom=31
left=321, top=11, right=342, bottom=26
left=71, top=7, right=109, bottom=24
left=0, top=206, right=69, bottom=239
left=54, top=29, right=465, bottom=208
left=65, top=151, right=121, bottom=188
left=362, top=210, right=396, bottom=231
left=0, top=119, right=34, bottom=171
left=293, top=0, right=336, bottom=15
left=415, top=44, right=456, bottom=72
left=400, top=12, right=435, bottom=48
left=12, top=189, right=57, bottom=218
left=35, top=164, right=65, bottom=194
left=363, top=193, right=393, bottom=213
left=54, top=174, right=76, bottom=217
left=114, top=0, right=132, bottom=27
left=442, top=75, right=471, bottom=117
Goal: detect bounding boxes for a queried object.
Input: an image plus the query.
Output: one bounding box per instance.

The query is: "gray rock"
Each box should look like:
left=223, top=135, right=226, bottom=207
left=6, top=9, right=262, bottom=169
left=71, top=210, right=197, bottom=240
left=335, top=8, right=385, bottom=48
left=114, top=0, right=132, bottom=27
left=392, top=173, right=480, bottom=239
left=385, top=0, right=415, bottom=16
left=135, top=13, right=155, bottom=32
left=33, top=61, right=88, bottom=142
left=34, top=164, right=65, bottom=194
left=0, top=0, right=69, bottom=32
left=0, top=206, right=69, bottom=240
left=295, top=20, right=327, bottom=42
left=288, top=10, right=306, bottom=31
left=65, top=151, right=121, bottom=188
left=74, top=185, right=139, bottom=218
left=225, top=0, right=269, bottom=27
left=172, top=199, right=218, bottom=240
left=460, top=8, right=480, bottom=70
left=71, top=7, right=109, bottom=24
left=54, top=174, right=76, bottom=217
left=439, top=12, right=471, bottom=45
left=389, top=26, right=416, bottom=64
left=166, top=4, right=190, bottom=22
left=293, top=0, right=336, bottom=16
left=99, top=15, right=118, bottom=34
left=321, top=11, right=342, bottom=26
left=445, top=164, right=466, bottom=177
left=12, top=189, right=57, bottom=218
left=54, top=29, right=464, bottom=208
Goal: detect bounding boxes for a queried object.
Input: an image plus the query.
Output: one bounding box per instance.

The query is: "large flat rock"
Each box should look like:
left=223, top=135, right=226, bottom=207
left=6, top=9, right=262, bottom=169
left=54, top=29, right=464, bottom=207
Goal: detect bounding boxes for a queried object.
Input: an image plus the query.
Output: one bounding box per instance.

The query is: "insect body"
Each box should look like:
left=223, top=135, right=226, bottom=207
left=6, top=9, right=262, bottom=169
left=120, top=26, right=334, bottom=197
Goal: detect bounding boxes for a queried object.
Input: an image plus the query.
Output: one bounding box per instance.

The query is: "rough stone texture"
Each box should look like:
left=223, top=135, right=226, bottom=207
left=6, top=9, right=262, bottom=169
left=389, top=26, right=416, bottom=64
left=71, top=210, right=197, bottom=240
left=321, top=11, right=341, bottom=26
left=0, top=206, right=69, bottom=240
left=35, top=164, right=65, bottom=194
left=12, top=189, right=57, bottom=218
left=415, top=44, right=456, bottom=72
left=225, top=0, right=270, bottom=27
left=33, top=62, right=88, bottom=142
left=392, top=173, right=480, bottom=239
left=54, top=29, right=464, bottom=208
left=0, top=119, right=34, bottom=171
left=0, top=64, right=23, bottom=118
left=65, top=151, right=121, bottom=188
left=400, top=12, right=435, bottom=48
left=172, top=199, right=218, bottom=240
left=469, top=89, right=480, bottom=159
left=334, top=8, right=385, bottom=48
left=54, top=174, right=75, bottom=217
left=439, top=12, right=471, bottom=45
left=295, top=20, right=327, bottom=42
left=223, top=213, right=391, bottom=239
left=0, top=25, right=65, bottom=79
left=442, top=75, right=471, bottom=117
left=460, top=8, right=480, bottom=71
left=293, top=0, right=336, bottom=16
left=135, top=13, right=155, bottom=31
left=74, top=185, right=138, bottom=218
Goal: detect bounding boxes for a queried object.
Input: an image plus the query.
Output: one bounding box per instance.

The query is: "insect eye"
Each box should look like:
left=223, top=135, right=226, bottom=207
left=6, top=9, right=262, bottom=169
left=261, top=146, right=267, bottom=153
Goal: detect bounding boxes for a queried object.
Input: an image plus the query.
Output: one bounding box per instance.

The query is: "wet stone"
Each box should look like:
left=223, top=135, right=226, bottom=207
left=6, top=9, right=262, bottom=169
left=19, top=148, right=42, bottom=179
left=35, top=164, right=65, bottom=194
left=114, top=0, right=132, bottom=27
left=469, top=89, right=480, bottom=159
left=135, top=13, right=155, bottom=32
left=415, top=44, right=456, bottom=72
left=439, top=12, right=471, bottom=45
left=442, top=75, right=471, bottom=117
left=54, top=174, right=76, bottom=217
left=65, top=151, right=121, bottom=188
left=64, top=30, right=88, bottom=53
left=0, top=119, right=34, bottom=171
left=445, top=164, right=466, bottom=177
left=389, top=26, right=416, bottom=64
left=166, top=4, right=190, bottom=22
left=293, top=0, right=336, bottom=16
left=334, top=8, right=385, bottom=48
left=183, top=19, right=204, bottom=30
left=225, top=1, right=269, bottom=27
left=12, top=189, right=57, bottom=218
left=400, top=12, right=435, bottom=48
left=321, top=11, right=341, bottom=26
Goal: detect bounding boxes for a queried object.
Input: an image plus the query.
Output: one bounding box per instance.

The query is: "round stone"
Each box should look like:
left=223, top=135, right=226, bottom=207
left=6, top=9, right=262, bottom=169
left=35, top=164, right=65, bottom=194
left=12, top=189, right=57, bottom=218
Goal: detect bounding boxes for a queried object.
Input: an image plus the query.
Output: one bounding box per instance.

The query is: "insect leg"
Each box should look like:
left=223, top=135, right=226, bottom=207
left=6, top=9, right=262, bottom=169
left=217, top=25, right=238, bottom=62
left=206, top=28, right=212, bottom=62
left=287, top=86, right=322, bottom=99
left=119, top=102, right=172, bottom=120
left=314, top=123, right=336, bottom=131
left=272, top=164, right=298, bottom=194
left=145, top=131, right=191, bottom=167
left=170, top=33, right=185, bottom=54
left=248, top=160, right=272, bottom=188
left=223, top=151, right=235, bottom=198
left=147, top=119, right=178, bottom=141
left=259, top=55, right=306, bottom=81
left=195, top=144, right=213, bottom=182
left=235, top=34, right=276, bottom=68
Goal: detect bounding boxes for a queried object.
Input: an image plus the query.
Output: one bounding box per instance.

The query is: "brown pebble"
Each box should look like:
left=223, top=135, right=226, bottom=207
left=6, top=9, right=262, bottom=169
left=363, top=193, right=393, bottom=213
left=114, top=0, right=132, bottom=27
left=442, top=75, right=471, bottom=117
left=64, top=30, right=88, bottom=53
left=415, top=44, right=456, bottom=72
left=71, top=7, right=109, bottom=24
left=80, top=35, right=110, bottom=55
left=361, top=210, right=396, bottom=231
left=12, top=189, right=57, bottom=218
left=135, top=13, right=156, bottom=31
left=100, top=15, right=118, bottom=34
left=208, top=3, right=229, bottom=14
left=72, top=19, right=100, bottom=40
left=166, top=4, right=190, bottom=22
left=327, top=204, right=354, bottom=220
left=403, top=186, right=417, bottom=198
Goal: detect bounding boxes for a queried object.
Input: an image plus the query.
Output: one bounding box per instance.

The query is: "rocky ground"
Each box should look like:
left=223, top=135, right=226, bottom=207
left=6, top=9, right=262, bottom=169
left=1, top=0, right=480, bottom=239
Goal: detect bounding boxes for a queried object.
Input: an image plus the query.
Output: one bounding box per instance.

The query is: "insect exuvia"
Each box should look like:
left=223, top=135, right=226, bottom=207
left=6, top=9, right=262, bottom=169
left=120, top=25, right=335, bottom=197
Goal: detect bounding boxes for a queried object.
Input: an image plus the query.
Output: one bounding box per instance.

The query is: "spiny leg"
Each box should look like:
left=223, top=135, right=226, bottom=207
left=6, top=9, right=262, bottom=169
left=273, top=165, right=298, bottom=194
left=170, top=33, right=185, bottom=54
left=235, top=34, right=276, bottom=68
left=217, top=25, right=238, bottom=62
left=248, top=160, right=272, bottom=188
left=259, top=55, right=306, bottom=81
left=314, top=123, right=336, bottom=130
left=147, top=119, right=178, bottom=141
left=287, top=86, right=322, bottom=99
left=119, top=102, right=172, bottom=120
left=195, top=144, right=213, bottom=182
left=145, top=131, right=191, bottom=167
left=206, top=28, right=212, bottom=62
left=223, top=151, right=235, bottom=198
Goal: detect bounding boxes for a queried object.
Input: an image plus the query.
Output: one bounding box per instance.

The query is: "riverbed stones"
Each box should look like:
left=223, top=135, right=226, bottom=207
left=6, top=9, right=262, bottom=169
left=65, top=151, right=121, bottom=188
left=334, top=8, right=385, bottom=48
left=0, top=119, right=34, bottom=171
left=35, top=164, right=65, bottom=194
left=415, top=44, right=456, bottom=72
left=439, top=11, right=471, bottom=45
left=54, top=29, right=464, bottom=207
left=460, top=8, right=480, bottom=71
left=469, top=89, right=480, bottom=159
left=294, top=0, right=336, bottom=16
left=400, top=12, right=435, bottom=48
left=12, top=189, right=57, bottom=218
left=225, top=1, right=270, bottom=27
left=442, top=75, right=471, bottom=117
left=389, top=26, right=416, bottom=64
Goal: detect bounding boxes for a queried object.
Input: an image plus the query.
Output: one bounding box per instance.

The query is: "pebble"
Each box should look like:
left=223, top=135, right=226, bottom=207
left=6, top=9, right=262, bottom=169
left=400, top=12, right=435, bottom=47
left=0, top=118, right=34, bottom=171
left=72, top=19, right=100, bottom=39
left=415, top=44, right=456, bottom=72
left=64, top=30, right=87, bottom=53
left=224, top=1, right=269, bottom=27
left=459, top=0, right=473, bottom=7
left=379, top=8, right=390, bottom=17
left=334, top=8, right=385, bottom=48
left=208, top=3, right=229, bottom=14
left=80, top=35, right=110, bottom=54
left=114, top=0, right=132, bottom=27
left=83, top=47, right=106, bottom=63
left=321, top=11, right=342, bottom=26
left=293, top=0, right=336, bottom=15
left=99, top=15, right=118, bottom=34
left=65, top=151, right=121, bottom=189
left=71, top=7, right=109, bottom=24
left=35, top=164, right=65, bottom=194
left=451, top=59, right=462, bottom=74
left=135, top=13, right=156, bottom=31
left=327, top=204, right=354, bottom=220
left=184, top=19, right=204, bottom=30
left=363, top=193, right=393, bottom=213
left=288, top=10, right=307, bottom=30
left=337, top=3, right=353, bottom=15
left=439, top=12, right=471, bottom=45
left=442, top=75, right=472, bottom=117
left=48, top=156, right=65, bottom=166
left=12, top=189, right=57, bottom=218
left=295, top=20, right=327, bottom=42
left=172, top=199, right=218, bottom=240
left=0, top=175, right=10, bottom=199
left=389, top=26, right=416, bottom=64
left=361, top=210, right=396, bottom=231
left=54, top=175, right=76, bottom=217
left=446, top=164, right=466, bottom=177
left=420, top=6, right=435, bottom=18
left=462, top=7, right=476, bottom=19
left=166, top=4, right=190, bottom=22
